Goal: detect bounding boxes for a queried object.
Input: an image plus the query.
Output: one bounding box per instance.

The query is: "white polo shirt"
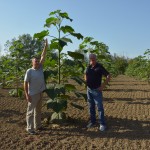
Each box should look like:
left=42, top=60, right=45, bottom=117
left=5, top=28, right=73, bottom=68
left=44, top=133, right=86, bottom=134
left=24, top=65, right=46, bottom=96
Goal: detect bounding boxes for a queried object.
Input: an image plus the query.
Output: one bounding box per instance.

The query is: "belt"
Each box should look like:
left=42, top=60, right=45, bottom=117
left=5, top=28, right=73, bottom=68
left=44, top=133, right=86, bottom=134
left=87, top=87, right=99, bottom=90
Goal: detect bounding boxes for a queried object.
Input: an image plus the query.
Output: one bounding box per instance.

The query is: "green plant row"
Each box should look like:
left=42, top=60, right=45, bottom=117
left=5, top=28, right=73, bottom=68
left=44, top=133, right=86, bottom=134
left=125, top=49, right=150, bottom=82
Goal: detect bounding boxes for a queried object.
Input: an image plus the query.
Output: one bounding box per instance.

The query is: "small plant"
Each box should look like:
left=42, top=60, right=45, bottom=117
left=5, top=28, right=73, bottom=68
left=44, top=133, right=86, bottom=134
left=9, top=88, right=23, bottom=99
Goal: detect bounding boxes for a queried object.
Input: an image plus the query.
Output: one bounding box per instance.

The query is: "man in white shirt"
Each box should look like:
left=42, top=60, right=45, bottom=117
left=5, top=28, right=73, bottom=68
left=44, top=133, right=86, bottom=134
left=24, top=39, right=48, bottom=135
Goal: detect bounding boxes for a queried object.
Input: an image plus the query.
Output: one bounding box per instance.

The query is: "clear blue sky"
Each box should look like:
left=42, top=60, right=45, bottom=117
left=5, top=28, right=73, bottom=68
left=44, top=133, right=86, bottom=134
left=0, top=0, right=150, bottom=58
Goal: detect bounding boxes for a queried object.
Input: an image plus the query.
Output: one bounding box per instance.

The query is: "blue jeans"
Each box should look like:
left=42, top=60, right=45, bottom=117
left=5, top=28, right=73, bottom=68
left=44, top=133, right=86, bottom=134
left=87, top=87, right=106, bottom=125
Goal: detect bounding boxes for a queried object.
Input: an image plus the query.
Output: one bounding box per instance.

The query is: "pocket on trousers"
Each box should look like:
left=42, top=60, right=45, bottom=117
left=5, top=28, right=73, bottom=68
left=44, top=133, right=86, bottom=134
left=92, top=90, right=99, bottom=97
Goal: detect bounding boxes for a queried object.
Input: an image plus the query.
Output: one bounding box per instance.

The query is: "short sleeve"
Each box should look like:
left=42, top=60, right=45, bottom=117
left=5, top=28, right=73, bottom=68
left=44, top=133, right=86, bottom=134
left=24, top=69, right=31, bottom=82
left=100, top=65, right=109, bottom=77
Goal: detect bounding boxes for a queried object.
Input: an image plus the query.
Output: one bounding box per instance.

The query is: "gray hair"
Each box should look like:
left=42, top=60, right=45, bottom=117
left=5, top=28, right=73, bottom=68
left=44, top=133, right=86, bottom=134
left=89, top=53, right=97, bottom=59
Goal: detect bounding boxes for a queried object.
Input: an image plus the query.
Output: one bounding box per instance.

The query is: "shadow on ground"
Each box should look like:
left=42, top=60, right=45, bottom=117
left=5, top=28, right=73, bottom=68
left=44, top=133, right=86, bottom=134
left=2, top=109, right=149, bottom=141
left=104, top=98, right=150, bottom=104
left=45, top=116, right=150, bottom=140
left=105, top=89, right=150, bottom=92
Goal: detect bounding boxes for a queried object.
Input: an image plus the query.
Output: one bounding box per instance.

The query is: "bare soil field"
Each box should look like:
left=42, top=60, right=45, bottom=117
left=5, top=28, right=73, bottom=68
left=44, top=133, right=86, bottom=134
left=0, top=75, right=150, bottom=150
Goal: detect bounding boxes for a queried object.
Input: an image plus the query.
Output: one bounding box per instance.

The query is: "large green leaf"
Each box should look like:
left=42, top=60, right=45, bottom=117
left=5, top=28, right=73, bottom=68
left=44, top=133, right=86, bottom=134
left=34, top=30, right=49, bottom=40
left=49, top=10, right=61, bottom=16
left=45, top=84, right=56, bottom=99
left=43, top=59, right=56, bottom=69
left=51, top=112, right=66, bottom=121
left=70, top=33, right=84, bottom=40
left=60, top=37, right=72, bottom=43
left=59, top=39, right=67, bottom=48
left=90, top=41, right=99, bottom=46
left=50, top=40, right=64, bottom=51
left=60, top=26, right=74, bottom=34
left=83, top=37, right=94, bottom=43
left=47, top=99, right=56, bottom=109
left=44, top=70, right=57, bottom=81
left=68, top=51, right=84, bottom=60
left=47, top=98, right=67, bottom=113
left=58, top=37, right=73, bottom=49
left=59, top=12, right=73, bottom=21
left=79, top=44, right=86, bottom=50
left=45, top=84, right=67, bottom=99
left=70, top=102, right=84, bottom=110
left=55, top=84, right=66, bottom=95
left=49, top=10, right=72, bottom=21
left=44, top=17, right=60, bottom=27
left=50, top=41, right=59, bottom=50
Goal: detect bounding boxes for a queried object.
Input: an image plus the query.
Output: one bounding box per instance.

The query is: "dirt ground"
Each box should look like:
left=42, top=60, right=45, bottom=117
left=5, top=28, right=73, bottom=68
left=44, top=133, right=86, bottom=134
left=0, top=75, right=150, bottom=150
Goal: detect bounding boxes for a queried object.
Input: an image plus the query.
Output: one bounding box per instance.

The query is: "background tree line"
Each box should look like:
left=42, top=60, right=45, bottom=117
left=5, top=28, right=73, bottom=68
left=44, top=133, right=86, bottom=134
left=0, top=33, right=131, bottom=90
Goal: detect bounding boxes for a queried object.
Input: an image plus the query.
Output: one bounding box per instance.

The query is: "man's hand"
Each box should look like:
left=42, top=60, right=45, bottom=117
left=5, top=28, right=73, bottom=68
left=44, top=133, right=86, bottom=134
left=24, top=81, right=31, bottom=102
left=26, top=94, right=31, bottom=103
left=99, top=74, right=111, bottom=91
left=99, top=84, right=105, bottom=91
left=44, top=38, right=48, bottom=48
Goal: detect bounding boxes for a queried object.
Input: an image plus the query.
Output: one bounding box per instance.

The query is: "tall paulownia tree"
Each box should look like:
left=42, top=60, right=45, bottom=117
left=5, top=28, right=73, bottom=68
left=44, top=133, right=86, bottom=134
left=34, top=10, right=86, bottom=122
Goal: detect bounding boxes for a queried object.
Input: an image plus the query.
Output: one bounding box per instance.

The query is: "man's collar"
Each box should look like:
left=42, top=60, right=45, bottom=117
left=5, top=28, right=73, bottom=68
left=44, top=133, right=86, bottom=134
left=32, top=67, right=39, bottom=70
left=89, top=62, right=98, bottom=68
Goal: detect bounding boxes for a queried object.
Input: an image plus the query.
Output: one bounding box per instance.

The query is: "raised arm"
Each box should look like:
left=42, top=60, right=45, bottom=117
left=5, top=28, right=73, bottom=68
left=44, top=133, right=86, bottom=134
left=40, top=39, right=48, bottom=64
